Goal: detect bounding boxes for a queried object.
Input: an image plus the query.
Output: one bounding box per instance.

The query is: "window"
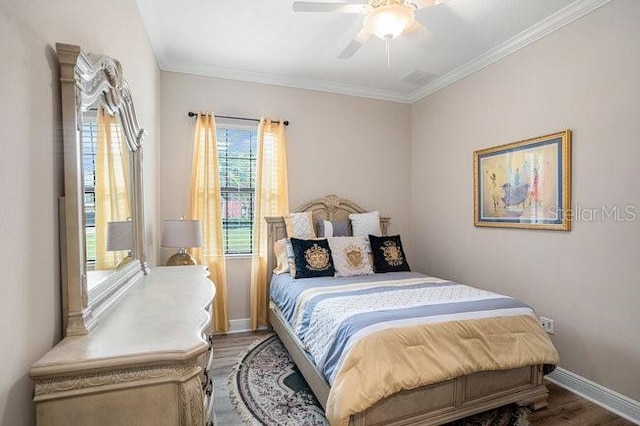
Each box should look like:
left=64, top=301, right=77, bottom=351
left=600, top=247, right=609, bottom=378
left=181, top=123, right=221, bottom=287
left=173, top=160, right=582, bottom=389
left=82, top=111, right=98, bottom=266
left=217, top=125, right=257, bottom=254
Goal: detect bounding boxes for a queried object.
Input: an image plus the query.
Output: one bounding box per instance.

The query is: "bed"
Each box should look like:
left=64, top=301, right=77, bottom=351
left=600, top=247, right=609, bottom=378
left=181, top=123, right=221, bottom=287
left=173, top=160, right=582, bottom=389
left=264, top=194, right=558, bottom=426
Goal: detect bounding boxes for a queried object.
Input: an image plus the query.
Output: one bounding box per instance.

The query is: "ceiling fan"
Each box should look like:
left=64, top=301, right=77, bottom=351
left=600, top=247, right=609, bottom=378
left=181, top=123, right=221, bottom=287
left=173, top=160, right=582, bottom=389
left=292, top=0, right=439, bottom=60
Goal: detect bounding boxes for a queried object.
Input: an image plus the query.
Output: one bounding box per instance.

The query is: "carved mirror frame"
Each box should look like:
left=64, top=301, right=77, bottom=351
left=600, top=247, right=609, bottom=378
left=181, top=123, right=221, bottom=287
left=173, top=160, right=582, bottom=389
left=57, top=43, right=148, bottom=336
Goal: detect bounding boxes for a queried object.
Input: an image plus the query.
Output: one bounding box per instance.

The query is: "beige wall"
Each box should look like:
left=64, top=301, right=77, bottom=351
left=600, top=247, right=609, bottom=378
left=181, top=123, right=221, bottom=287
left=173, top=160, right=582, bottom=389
left=160, top=71, right=411, bottom=320
left=410, top=0, right=640, bottom=401
left=3, top=0, right=636, bottom=423
left=0, top=1, right=160, bottom=425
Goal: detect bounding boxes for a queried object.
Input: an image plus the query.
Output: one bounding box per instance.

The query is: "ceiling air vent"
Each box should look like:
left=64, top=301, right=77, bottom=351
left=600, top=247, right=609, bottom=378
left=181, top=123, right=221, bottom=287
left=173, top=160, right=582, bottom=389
left=400, top=70, right=436, bottom=86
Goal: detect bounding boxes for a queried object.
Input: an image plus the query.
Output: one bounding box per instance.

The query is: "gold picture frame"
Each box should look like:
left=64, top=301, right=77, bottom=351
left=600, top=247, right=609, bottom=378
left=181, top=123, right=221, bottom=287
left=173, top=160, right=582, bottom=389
left=474, top=130, right=572, bottom=231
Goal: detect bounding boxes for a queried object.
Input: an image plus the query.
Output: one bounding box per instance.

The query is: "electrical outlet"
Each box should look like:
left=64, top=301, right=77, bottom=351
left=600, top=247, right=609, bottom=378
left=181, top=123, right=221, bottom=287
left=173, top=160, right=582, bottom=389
left=539, top=316, right=555, bottom=334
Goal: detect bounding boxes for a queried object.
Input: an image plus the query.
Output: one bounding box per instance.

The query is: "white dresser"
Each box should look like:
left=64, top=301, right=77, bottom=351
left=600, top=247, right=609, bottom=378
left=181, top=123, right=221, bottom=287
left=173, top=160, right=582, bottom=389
left=30, top=266, right=216, bottom=426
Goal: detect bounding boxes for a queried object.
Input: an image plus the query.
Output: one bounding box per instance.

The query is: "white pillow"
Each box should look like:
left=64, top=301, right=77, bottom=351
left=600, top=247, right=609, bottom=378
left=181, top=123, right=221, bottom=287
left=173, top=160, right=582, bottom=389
left=285, top=212, right=316, bottom=238
left=328, top=236, right=374, bottom=277
left=273, top=238, right=290, bottom=274
left=272, top=238, right=298, bottom=276
left=349, top=211, right=381, bottom=237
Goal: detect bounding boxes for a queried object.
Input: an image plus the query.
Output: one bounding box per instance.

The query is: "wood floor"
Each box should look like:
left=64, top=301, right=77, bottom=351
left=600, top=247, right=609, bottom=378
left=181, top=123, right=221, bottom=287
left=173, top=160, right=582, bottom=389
left=212, top=331, right=634, bottom=426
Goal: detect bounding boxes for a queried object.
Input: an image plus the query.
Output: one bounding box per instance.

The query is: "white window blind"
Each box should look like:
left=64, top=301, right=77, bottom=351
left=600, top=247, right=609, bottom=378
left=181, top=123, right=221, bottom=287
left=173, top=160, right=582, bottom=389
left=216, top=125, right=257, bottom=254
left=82, top=112, right=98, bottom=265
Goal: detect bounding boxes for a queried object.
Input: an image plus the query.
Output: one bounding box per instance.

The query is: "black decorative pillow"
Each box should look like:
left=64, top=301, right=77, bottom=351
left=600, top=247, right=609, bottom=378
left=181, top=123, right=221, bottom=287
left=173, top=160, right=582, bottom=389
left=290, top=238, right=335, bottom=279
left=369, top=234, right=411, bottom=273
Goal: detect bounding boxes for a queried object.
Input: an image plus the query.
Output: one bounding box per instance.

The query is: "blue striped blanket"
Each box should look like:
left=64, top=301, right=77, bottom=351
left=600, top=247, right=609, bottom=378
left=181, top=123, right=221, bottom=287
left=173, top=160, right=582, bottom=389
left=270, top=271, right=536, bottom=385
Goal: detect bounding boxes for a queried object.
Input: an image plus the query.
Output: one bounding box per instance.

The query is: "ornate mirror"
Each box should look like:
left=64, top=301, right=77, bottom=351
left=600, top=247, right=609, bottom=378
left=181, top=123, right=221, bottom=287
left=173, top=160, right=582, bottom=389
left=57, top=43, right=148, bottom=336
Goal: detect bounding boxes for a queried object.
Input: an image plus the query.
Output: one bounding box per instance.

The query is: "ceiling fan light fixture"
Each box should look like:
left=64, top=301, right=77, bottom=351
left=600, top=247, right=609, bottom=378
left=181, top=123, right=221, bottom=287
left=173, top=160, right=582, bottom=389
left=364, top=3, right=415, bottom=40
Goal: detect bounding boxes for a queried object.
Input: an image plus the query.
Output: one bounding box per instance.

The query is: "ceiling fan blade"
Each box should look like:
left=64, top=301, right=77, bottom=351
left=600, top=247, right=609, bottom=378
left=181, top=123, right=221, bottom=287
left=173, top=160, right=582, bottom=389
left=338, top=28, right=372, bottom=59
left=404, top=21, right=436, bottom=50
left=293, top=2, right=369, bottom=13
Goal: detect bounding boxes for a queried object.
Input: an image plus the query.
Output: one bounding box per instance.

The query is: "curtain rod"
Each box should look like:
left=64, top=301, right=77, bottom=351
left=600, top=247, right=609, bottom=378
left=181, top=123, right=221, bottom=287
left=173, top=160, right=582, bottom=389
left=187, top=111, right=289, bottom=126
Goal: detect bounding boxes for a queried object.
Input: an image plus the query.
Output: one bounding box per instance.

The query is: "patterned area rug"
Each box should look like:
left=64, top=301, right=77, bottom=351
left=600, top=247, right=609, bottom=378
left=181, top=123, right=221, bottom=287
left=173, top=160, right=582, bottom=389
left=229, top=335, right=530, bottom=426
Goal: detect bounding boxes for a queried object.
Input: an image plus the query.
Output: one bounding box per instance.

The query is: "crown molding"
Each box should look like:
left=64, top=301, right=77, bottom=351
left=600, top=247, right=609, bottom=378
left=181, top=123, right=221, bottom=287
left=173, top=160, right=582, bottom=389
left=159, top=62, right=414, bottom=104
left=408, top=0, right=612, bottom=103
left=153, top=0, right=610, bottom=105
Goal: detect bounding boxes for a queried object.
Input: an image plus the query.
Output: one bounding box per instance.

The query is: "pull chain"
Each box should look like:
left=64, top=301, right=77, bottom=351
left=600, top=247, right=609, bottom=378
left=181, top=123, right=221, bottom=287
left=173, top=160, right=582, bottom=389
left=385, top=35, right=391, bottom=68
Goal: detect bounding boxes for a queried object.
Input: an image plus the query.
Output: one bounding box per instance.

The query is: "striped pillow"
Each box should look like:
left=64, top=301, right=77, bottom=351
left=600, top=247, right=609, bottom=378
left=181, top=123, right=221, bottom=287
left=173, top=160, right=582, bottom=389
left=317, top=220, right=351, bottom=238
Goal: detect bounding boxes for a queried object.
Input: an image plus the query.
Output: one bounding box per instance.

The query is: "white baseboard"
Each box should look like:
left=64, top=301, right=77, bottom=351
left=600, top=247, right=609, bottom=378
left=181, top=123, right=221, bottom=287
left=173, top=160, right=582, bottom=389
left=226, top=318, right=252, bottom=334
left=215, top=318, right=267, bottom=334
left=547, top=367, right=640, bottom=424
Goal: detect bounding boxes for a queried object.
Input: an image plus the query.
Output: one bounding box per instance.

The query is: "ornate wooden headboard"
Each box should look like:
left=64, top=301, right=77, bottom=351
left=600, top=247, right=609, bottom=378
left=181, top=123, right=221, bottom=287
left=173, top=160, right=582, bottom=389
left=264, top=194, right=390, bottom=324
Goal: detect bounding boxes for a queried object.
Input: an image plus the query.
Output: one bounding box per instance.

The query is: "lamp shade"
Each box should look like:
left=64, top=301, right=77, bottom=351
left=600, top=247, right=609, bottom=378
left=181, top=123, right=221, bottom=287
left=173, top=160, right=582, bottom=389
left=364, top=3, right=415, bottom=40
left=162, top=219, right=203, bottom=249
left=106, top=220, right=133, bottom=251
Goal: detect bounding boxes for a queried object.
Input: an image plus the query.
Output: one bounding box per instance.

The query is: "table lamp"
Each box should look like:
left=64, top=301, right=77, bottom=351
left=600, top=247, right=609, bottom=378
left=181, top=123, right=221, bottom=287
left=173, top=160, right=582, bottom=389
left=106, top=220, right=133, bottom=269
left=162, top=218, right=203, bottom=266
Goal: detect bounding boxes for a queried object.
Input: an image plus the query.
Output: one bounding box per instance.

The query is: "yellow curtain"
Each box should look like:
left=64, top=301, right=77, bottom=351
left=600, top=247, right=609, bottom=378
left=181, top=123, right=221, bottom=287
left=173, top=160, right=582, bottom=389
left=188, top=113, right=229, bottom=333
left=95, top=108, right=131, bottom=270
left=250, top=118, right=289, bottom=330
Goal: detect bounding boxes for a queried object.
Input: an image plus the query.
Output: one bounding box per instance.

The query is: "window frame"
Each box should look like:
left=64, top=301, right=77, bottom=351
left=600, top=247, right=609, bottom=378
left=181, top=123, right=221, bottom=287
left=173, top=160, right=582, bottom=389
left=81, top=110, right=98, bottom=268
left=216, top=122, right=258, bottom=256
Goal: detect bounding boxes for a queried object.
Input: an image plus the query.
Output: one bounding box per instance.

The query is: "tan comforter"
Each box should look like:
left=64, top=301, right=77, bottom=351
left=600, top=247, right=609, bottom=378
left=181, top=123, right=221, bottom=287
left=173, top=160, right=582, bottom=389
left=325, top=314, right=559, bottom=426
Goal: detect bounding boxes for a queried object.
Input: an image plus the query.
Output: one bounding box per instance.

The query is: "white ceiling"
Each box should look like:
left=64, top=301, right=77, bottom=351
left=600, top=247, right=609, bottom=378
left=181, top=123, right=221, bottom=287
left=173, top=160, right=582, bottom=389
left=136, top=0, right=609, bottom=103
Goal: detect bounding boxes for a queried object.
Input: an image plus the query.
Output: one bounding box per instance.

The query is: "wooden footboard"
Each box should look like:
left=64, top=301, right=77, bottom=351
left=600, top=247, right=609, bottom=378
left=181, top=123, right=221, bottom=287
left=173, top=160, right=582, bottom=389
left=269, top=304, right=549, bottom=426
left=351, top=366, right=548, bottom=426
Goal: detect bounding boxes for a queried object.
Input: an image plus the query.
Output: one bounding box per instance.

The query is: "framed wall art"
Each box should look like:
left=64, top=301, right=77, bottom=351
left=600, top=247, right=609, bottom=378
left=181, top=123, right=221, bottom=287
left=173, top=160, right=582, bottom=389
left=474, top=130, right=572, bottom=231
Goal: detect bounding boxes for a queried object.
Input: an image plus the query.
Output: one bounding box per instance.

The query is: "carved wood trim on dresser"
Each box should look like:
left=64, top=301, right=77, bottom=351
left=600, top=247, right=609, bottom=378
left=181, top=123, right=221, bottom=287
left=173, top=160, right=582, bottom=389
left=30, top=266, right=215, bottom=426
